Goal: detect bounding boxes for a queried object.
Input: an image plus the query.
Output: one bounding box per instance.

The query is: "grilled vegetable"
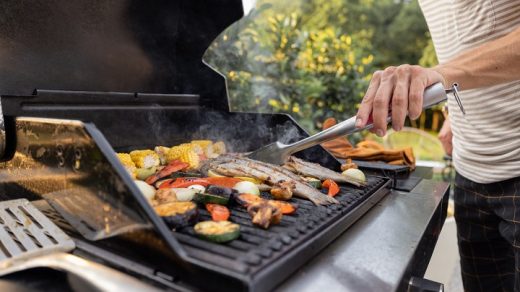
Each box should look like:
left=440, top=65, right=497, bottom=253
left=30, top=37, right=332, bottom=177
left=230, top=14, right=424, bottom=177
left=117, top=153, right=137, bottom=178
left=247, top=202, right=282, bottom=229
left=188, top=184, right=206, bottom=194
left=268, top=200, right=297, bottom=215
left=235, top=193, right=265, bottom=207
left=130, top=150, right=161, bottom=168
left=205, top=177, right=242, bottom=188
left=135, top=167, right=157, bottom=180
left=154, top=178, right=173, bottom=189
left=194, top=192, right=230, bottom=205
left=155, top=187, right=201, bottom=204
left=233, top=181, right=260, bottom=195
left=342, top=168, right=366, bottom=184
left=270, top=180, right=295, bottom=201
left=160, top=178, right=210, bottom=189
left=194, top=221, right=240, bottom=243
left=134, top=180, right=155, bottom=202
left=145, top=160, right=189, bottom=185
left=154, top=146, right=170, bottom=165
left=191, top=140, right=213, bottom=150
left=163, top=171, right=203, bottom=179
left=303, top=177, right=322, bottom=189
left=173, top=188, right=198, bottom=202
left=322, top=179, right=340, bottom=197
left=212, top=141, right=227, bottom=155
left=154, top=188, right=178, bottom=204
left=166, top=144, right=200, bottom=169
left=206, top=185, right=235, bottom=198
left=206, top=203, right=230, bottom=221
left=154, top=202, right=198, bottom=228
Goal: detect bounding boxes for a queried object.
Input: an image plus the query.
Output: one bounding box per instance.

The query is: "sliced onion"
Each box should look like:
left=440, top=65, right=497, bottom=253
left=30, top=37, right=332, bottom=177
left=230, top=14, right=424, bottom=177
left=134, top=180, right=156, bottom=202
left=233, top=181, right=260, bottom=196
left=171, top=188, right=198, bottom=202
left=188, top=184, right=206, bottom=194
left=342, top=168, right=366, bottom=183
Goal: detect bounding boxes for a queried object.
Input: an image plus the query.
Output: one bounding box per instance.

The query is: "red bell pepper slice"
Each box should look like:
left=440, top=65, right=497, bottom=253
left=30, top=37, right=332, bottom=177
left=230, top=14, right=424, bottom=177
left=268, top=200, right=297, bottom=215
left=145, top=160, right=189, bottom=185
left=159, top=176, right=243, bottom=189
left=159, top=177, right=210, bottom=189
left=204, top=177, right=242, bottom=188
left=322, top=179, right=340, bottom=197
left=205, top=203, right=230, bottom=221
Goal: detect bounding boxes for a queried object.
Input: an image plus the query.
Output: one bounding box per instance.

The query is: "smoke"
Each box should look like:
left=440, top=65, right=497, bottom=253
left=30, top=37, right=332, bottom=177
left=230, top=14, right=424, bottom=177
left=194, top=111, right=304, bottom=153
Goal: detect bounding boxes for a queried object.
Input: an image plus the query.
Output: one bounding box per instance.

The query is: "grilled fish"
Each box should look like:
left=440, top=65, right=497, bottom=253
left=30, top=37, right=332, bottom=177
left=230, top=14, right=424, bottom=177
left=284, top=156, right=365, bottom=187
left=204, top=155, right=338, bottom=205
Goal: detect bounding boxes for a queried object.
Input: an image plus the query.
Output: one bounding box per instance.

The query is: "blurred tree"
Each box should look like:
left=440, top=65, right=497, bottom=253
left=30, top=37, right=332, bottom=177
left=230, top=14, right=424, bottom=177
left=419, top=37, right=439, bottom=67
left=204, top=0, right=435, bottom=133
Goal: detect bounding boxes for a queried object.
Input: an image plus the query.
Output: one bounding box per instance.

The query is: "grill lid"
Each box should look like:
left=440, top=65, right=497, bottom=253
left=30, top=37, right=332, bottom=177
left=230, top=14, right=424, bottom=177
left=0, top=0, right=243, bottom=111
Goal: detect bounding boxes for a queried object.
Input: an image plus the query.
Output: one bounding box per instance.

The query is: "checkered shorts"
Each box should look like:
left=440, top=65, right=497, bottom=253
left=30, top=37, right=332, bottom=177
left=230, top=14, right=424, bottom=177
left=454, top=173, right=520, bottom=292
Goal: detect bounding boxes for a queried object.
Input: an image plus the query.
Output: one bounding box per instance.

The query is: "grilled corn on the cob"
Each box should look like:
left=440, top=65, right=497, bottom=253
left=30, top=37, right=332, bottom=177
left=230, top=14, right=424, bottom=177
left=129, top=150, right=160, bottom=168
left=191, top=140, right=212, bottom=149
left=213, top=141, right=226, bottom=155
left=117, top=153, right=137, bottom=178
left=154, top=146, right=170, bottom=165
left=166, top=144, right=200, bottom=169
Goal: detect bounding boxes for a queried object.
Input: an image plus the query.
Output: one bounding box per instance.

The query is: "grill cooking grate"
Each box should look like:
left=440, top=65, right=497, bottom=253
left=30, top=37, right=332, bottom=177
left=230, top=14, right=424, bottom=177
left=36, top=175, right=390, bottom=290
left=174, top=176, right=388, bottom=274
left=0, top=199, right=74, bottom=262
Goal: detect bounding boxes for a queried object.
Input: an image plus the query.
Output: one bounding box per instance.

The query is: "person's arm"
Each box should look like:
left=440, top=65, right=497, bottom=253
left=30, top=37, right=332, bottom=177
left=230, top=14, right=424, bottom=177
left=438, top=116, right=452, bottom=156
left=356, top=27, right=520, bottom=136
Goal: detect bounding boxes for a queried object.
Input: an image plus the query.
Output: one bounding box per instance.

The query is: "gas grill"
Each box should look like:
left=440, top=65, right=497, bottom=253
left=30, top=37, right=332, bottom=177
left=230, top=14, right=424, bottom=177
left=0, top=1, right=444, bottom=291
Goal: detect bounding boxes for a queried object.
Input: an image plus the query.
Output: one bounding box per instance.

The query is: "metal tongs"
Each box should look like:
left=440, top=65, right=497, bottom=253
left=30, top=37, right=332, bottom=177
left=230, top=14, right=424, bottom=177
left=248, top=82, right=463, bottom=165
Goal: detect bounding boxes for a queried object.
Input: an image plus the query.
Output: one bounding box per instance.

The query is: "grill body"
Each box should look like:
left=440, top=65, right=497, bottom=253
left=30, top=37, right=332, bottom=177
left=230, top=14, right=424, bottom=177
left=0, top=1, right=398, bottom=290
left=0, top=91, right=391, bottom=291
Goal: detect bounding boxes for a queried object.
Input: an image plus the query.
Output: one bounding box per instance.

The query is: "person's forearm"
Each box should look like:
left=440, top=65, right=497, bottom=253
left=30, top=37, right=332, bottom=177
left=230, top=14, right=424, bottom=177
left=433, top=27, right=520, bottom=90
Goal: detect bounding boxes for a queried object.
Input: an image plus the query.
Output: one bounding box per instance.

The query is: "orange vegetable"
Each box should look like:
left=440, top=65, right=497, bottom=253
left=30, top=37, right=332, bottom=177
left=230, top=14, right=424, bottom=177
left=268, top=200, right=297, bottom=215
left=145, top=160, right=189, bottom=185
left=205, top=177, right=242, bottom=188
left=235, top=193, right=264, bottom=207
left=159, top=178, right=209, bottom=189
left=206, top=203, right=230, bottom=221
left=322, top=179, right=340, bottom=197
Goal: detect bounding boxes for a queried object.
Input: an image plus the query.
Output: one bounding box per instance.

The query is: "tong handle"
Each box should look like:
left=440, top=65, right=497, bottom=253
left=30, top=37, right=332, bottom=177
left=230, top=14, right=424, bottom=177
left=286, top=82, right=450, bottom=154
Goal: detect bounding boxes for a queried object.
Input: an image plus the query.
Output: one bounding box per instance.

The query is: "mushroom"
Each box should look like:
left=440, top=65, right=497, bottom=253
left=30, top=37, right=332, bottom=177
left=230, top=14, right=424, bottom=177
left=247, top=202, right=282, bottom=229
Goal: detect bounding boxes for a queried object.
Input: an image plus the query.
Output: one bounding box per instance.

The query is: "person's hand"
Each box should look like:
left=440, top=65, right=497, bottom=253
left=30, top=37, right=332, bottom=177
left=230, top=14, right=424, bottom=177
left=438, top=117, right=453, bottom=156
left=355, top=65, right=445, bottom=136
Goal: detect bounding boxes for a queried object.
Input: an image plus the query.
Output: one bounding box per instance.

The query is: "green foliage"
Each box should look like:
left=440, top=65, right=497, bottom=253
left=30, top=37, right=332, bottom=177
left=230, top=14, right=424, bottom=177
left=419, top=37, right=439, bottom=67
left=204, top=0, right=434, bottom=133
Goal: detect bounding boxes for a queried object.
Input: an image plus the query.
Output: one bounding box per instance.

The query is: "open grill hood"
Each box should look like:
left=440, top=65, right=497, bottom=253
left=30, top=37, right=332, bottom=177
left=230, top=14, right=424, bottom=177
left=0, top=1, right=392, bottom=291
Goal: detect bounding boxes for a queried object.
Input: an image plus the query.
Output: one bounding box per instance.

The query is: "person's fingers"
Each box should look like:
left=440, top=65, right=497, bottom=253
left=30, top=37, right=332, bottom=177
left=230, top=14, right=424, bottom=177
left=356, top=71, right=382, bottom=128
left=372, top=67, right=396, bottom=136
left=391, top=65, right=411, bottom=131
left=408, top=68, right=426, bottom=120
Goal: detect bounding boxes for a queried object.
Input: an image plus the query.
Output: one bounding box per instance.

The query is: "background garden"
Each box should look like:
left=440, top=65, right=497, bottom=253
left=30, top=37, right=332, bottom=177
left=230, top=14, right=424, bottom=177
left=204, top=0, right=445, bottom=162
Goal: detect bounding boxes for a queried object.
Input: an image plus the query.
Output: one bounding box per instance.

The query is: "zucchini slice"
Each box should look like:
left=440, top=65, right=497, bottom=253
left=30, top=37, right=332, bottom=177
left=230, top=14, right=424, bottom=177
left=194, top=221, right=240, bottom=243
left=193, top=192, right=230, bottom=205
left=154, top=201, right=198, bottom=228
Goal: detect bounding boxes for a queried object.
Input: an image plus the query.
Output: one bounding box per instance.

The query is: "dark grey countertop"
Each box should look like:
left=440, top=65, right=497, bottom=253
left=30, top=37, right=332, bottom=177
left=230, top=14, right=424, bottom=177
left=277, top=179, right=449, bottom=292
